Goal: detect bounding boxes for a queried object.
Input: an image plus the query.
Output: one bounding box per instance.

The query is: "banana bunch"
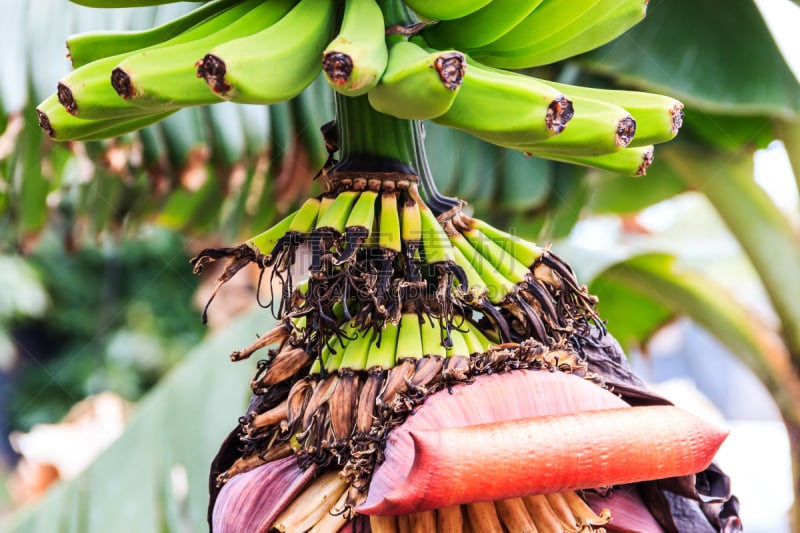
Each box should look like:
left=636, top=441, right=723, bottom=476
left=39, top=0, right=338, bottom=141
left=42, top=0, right=682, bottom=177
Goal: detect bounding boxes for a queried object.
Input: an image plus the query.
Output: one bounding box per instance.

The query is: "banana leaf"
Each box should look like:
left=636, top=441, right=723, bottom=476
left=1, top=308, right=270, bottom=533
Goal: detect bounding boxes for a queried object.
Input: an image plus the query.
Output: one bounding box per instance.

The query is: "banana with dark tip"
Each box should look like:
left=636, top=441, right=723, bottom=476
left=536, top=144, right=655, bottom=177
left=322, top=0, right=388, bottom=96
left=539, top=80, right=684, bottom=147
left=112, top=0, right=296, bottom=110
left=197, top=0, right=335, bottom=104
left=66, top=0, right=240, bottom=68
left=432, top=61, right=573, bottom=148
left=368, top=39, right=466, bottom=120
left=54, top=0, right=260, bottom=119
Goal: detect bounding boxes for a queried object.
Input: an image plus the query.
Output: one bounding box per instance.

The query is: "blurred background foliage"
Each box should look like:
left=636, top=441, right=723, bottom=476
left=0, top=0, right=799, bottom=531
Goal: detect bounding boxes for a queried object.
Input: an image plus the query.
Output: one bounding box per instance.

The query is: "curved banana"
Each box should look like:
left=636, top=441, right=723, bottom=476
left=540, top=80, right=684, bottom=147
left=367, top=39, right=466, bottom=120
left=66, top=0, right=240, bottom=68
left=469, top=0, right=604, bottom=53
left=322, top=0, right=388, bottom=96
left=432, top=61, right=572, bottom=148
left=423, top=0, right=545, bottom=50
left=112, top=0, right=296, bottom=109
left=197, top=0, right=335, bottom=104
left=54, top=0, right=257, bottom=119
left=474, top=0, right=648, bottom=68
left=402, top=0, right=492, bottom=21
left=36, top=93, right=170, bottom=141
left=515, top=94, right=636, bottom=156
left=534, top=144, right=655, bottom=177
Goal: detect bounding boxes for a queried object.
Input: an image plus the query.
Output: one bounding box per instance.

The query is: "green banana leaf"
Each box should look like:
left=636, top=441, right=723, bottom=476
left=659, top=144, right=800, bottom=358
left=589, top=252, right=800, bottom=426
left=1, top=308, right=269, bottom=533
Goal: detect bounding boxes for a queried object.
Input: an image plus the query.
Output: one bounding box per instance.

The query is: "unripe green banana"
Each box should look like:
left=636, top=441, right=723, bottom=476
left=367, top=322, right=399, bottom=369
left=322, top=0, right=388, bottom=96
left=54, top=0, right=259, bottom=119
left=515, top=95, right=636, bottom=156
left=367, top=39, right=466, bottom=120
left=288, top=196, right=322, bottom=234
left=36, top=93, right=170, bottom=141
left=197, top=0, right=335, bottom=104
left=112, top=0, right=296, bottom=110
left=247, top=212, right=298, bottom=258
left=445, top=328, right=470, bottom=358
left=66, top=0, right=240, bottom=68
left=423, top=0, right=544, bottom=50
left=402, top=0, right=492, bottom=21
left=539, top=80, right=684, bottom=147
left=396, top=313, right=423, bottom=361
left=417, top=195, right=455, bottom=265
left=420, top=318, right=446, bottom=358
left=451, top=246, right=490, bottom=303
left=432, top=61, right=573, bottom=148
left=338, top=190, right=378, bottom=263
left=466, top=217, right=543, bottom=267
left=338, top=327, right=372, bottom=371
left=535, top=144, right=655, bottom=177
left=400, top=196, right=422, bottom=246
left=450, top=230, right=516, bottom=303
left=473, top=0, right=648, bottom=68
left=469, top=0, right=604, bottom=53
left=315, top=190, right=360, bottom=235
left=379, top=192, right=402, bottom=253
left=463, top=229, right=530, bottom=284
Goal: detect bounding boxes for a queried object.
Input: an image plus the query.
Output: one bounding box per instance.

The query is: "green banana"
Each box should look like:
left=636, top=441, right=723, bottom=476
left=36, top=93, right=169, bottom=141
left=473, top=0, right=648, bottom=68
left=417, top=195, right=455, bottom=265
left=288, top=196, right=322, bottom=234
left=515, top=95, right=636, bottom=156
left=66, top=0, right=240, bottom=68
left=402, top=0, right=492, bottom=21
left=367, top=39, right=465, bottom=120
left=444, top=328, right=470, bottom=358
left=467, top=217, right=543, bottom=268
left=463, top=229, right=530, bottom=284
left=247, top=211, right=298, bottom=257
left=197, top=0, right=335, bottom=104
left=420, top=318, right=446, bottom=358
left=468, top=0, right=603, bottom=53
left=338, top=327, right=372, bottom=371
left=112, top=0, right=296, bottom=109
left=55, top=0, right=259, bottom=119
left=451, top=246, right=489, bottom=303
left=432, top=61, right=573, bottom=147
left=338, top=190, right=378, bottom=263
left=423, top=0, right=545, bottom=50
left=322, top=0, right=388, bottom=96
left=396, top=313, right=423, bottom=361
left=539, top=80, right=684, bottom=147
left=379, top=192, right=402, bottom=253
left=535, top=144, right=655, bottom=177
left=367, top=322, right=399, bottom=369
left=315, top=190, right=360, bottom=235
left=400, top=196, right=422, bottom=246
left=450, top=230, right=516, bottom=302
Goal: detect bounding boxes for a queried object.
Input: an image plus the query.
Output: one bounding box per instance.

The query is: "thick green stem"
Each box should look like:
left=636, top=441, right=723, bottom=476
left=333, top=92, right=458, bottom=211
left=334, top=93, right=417, bottom=171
